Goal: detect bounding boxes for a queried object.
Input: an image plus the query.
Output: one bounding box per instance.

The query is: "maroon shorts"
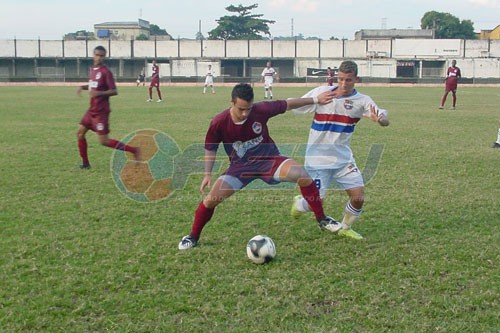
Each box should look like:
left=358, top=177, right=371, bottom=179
left=150, top=77, right=160, bottom=87
left=223, top=155, right=289, bottom=189
left=445, top=80, right=458, bottom=92
left=80, top=111, right=110, bottom=135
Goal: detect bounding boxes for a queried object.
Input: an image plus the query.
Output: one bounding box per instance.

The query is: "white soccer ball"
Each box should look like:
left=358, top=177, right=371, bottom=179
left=246, top=235, right=276, bottom=264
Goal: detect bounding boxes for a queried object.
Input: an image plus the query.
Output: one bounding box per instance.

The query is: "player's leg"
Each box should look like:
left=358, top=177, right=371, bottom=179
left=493, top=119, right=500, bottom=148
left=291, top=168, right=334, bottom=218
left=98, top=133, right=141, bottom=161
left=269, top=84, right=273, bottom=99
left=264, top=82, right=269, bottom=99
left=335, top=165, right=365, bottom=239
left=276, top=159, right=340, bottom=232
left=440, top=89, right=449, bottom=108
left=147, top=85, right=153, bottom=102
left=179, top=176, right=238, bottom=250
left=451, top=89, right=457, bottom=109
left=203, top=83, right=207, bottom=94
left=156, top=84, right=162, bottom=102
left=77, top=124, right=91, bottom=169
left=211, top=83, right=215, bottom=94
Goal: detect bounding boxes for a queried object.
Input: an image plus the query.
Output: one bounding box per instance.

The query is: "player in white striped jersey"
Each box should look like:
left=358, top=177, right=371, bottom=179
left=203, top=64, right=216, bottom=94
left=261, top=61, right=277, bottom=99
left=291, top=60, right=390, bottom=240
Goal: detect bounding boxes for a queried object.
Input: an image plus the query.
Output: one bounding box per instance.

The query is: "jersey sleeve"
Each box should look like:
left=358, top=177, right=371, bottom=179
left=105, top=69, right=116, bottom=90
left=291, top=86, right=329, bottom=115
left=204, top=120, right=221, bottom=151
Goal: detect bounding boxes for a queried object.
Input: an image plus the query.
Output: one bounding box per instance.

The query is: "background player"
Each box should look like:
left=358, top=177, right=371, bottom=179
left=326, top=67, right=335, bottom=86
left=439, top=60, right=461, bottom=110
left=203, top=64, right=216, bottom=94
left=136, top=68, right=145, bottom=87
left=493, top=119, right=500, bottom=148
left=261, top=61, right=277, bottom=99
left=291, top=60, right=390, bottom=240
left=76, top=45, right=140, bottom=169
left=178, top=83, right=341, bottom=250
left=146, top=60, right=162, bottom=102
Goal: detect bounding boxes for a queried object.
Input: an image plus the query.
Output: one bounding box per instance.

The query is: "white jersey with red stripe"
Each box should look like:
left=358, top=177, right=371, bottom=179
left=293, top=85, right=387, bottom=170
left=261, top=67, right=276, bottom=85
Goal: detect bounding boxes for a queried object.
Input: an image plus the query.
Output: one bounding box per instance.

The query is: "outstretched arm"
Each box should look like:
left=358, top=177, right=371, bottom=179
left=200, top=149, right=217, bottom=195
left=286, top=89, right=335, bottom=110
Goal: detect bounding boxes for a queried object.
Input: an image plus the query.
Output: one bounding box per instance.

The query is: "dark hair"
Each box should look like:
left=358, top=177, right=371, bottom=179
left=94, top=45, right=107, bottom=53
left=339, top=60, right=358, bottom=76
left=231, top=83, right=254, bottom=102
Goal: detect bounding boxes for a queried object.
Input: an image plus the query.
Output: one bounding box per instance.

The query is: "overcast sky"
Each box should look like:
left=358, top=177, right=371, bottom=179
left=1, top=0, right=499, bottom=40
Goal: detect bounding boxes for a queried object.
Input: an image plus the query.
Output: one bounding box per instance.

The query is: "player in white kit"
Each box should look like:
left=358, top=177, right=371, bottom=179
left=261, top=61, right=277, bottom=99
left=291, top=60, right=390, bottom=240
left=203, top=64, right=216, bottom=94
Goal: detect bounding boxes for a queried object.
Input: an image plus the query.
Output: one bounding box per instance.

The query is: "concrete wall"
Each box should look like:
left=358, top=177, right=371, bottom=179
left=3, top=38, right=500, bottom=80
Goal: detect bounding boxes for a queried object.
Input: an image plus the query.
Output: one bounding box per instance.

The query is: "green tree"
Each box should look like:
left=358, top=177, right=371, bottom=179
left=208, top=4, right=275, bottom=40
left=136, top=34, right=149, bottom=41
left=421, top=11, right=476, bottom=39
left=150, top=24, right=169, bottom=36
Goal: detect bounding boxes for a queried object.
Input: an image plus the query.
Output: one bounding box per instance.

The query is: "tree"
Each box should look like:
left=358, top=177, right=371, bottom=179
left=150, top=24, right=169, bottom=36
left=136, top=34, right=149, bottom=41
left=421, top=11, right=476, bottom=39
left=208, top=4, right=275, bottom=40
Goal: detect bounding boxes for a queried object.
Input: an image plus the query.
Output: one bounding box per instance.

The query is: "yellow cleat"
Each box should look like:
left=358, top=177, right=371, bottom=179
left=338, top=228, right=363, bottom=240
left=291, top=195, right=305, bottom=219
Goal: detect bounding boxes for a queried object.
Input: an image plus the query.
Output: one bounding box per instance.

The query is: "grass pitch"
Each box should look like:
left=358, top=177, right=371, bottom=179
left=0, top=84, right=498, bottom=332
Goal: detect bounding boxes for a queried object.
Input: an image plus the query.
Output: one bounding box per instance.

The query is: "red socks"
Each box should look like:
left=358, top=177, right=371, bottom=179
left=300, top=181, right=325, bottom=222
left=107, top=139, right=136, bottom=153
left=190, top=202, right=215, bottom=240
left=78, top=138, right=89, bottom=165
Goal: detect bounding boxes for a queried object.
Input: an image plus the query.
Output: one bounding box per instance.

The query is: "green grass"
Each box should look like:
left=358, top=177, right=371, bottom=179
left=0, top=84, right=499, bottom=332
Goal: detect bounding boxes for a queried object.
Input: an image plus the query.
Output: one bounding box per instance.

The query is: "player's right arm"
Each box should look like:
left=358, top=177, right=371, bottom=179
left=200, top=149, right=217, bottom=194
left=76, top=84, right=88, bottom=96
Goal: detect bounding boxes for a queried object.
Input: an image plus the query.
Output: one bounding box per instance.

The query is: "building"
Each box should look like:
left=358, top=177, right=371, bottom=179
left=478, top=25, right=500, bottom=40
left=355, top=29, right=434, bottom=40
left=94, top=19, right=150, bottom=40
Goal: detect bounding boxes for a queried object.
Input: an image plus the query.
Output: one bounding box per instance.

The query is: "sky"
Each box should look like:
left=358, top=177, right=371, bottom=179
left=1, top=0, right=499, bottom=40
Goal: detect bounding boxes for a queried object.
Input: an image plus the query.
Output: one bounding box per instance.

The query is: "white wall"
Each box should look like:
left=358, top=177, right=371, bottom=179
left=273, top=41, right=295, bottom=58
left=0, top=40, right=15, bottom=57
left=16, top=40, right=38, bottom=58
left=393, top=39, right=462, bottom=58
left=226, top=40, right=248, bottom=58
left=249, top=40, right=271, bottom=58
left=320, top=40, right=343, bottom=58
left=110, top=41, right=131, bottom=58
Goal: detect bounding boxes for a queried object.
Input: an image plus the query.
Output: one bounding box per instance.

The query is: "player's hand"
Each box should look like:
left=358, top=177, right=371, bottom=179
left=316, top=90, right=336, bottom=105
left=76, top=87, right=83, bottom=97
left=364, top=104, right=384, bottom=122
left=200, top=175, right=212, bottom=195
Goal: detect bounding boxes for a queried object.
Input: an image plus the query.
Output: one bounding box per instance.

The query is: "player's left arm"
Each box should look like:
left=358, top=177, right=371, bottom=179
left=363, top=104, right=389, bottom=127
left=286, top=89, right=335, bottom=110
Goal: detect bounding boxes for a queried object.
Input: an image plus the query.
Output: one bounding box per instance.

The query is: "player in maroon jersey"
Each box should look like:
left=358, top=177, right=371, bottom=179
left=326, top=67, right=334, bottom=86
left=439, top=60, right=461, bottom=110
left=178, top=83, right=341, bottom=250
left=146, top=59, right=163, bottom=102
left=76, top=46, right=140, bottom=169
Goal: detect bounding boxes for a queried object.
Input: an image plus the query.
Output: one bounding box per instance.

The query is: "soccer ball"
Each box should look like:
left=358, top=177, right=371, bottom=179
left=111, top=129, right=180, bottom=203
left=246, top=235, right=276, bottom=264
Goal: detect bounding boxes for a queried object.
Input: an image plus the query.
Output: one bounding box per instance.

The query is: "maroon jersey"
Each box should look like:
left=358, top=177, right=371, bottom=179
left=88, top=65, right=116, bottom=114
left=205, top=100, right=288, bottom=165
left=150, top=63, right=160, bottom=86
left=445, top=66, right=461, bottom=90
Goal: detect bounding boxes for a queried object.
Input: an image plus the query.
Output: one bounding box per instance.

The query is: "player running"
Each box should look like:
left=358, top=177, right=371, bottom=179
left=203, top=64, right=216, bottom=94
left=178, top=83, right=341, bottom=250
left=290, top=60, right=390, bottom=240
left=146, top=59, right=163, bottom=102
left=439, top=60, right=461, bottom=110
left=76, top=45, right=140, bottom=169
left=261, top=61, right=277, bottom=99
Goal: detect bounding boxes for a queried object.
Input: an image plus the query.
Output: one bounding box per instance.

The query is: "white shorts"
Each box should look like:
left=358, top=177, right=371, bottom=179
left=205, top=76, right=214, bottom=85
left=264, top=79, right=273, bottom=88
left=306, top=163, right=364, bottom=198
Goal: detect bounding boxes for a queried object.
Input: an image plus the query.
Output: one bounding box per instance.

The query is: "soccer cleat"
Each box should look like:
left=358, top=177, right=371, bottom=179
left=338, top=228, right=364, bottom=240
left=318, top=216, right=342, bottom=233
left=157, top=99, right=162, bottom=103
left=438, top=106, right=444, bottom=109
left=492, top=142, right=500, bottom=148
left=290, top=195, right=305, bottom=219
left=178, top=235, right=198, bottom=250
left=451, top=106, right=456, bottom=110
left=79, top=163, right=91, bottom=169
left=146, top=99, right=152, bottom=102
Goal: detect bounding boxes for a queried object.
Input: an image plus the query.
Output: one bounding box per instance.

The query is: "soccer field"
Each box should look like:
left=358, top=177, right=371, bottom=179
left=0, top=84, right=498, bottom=331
